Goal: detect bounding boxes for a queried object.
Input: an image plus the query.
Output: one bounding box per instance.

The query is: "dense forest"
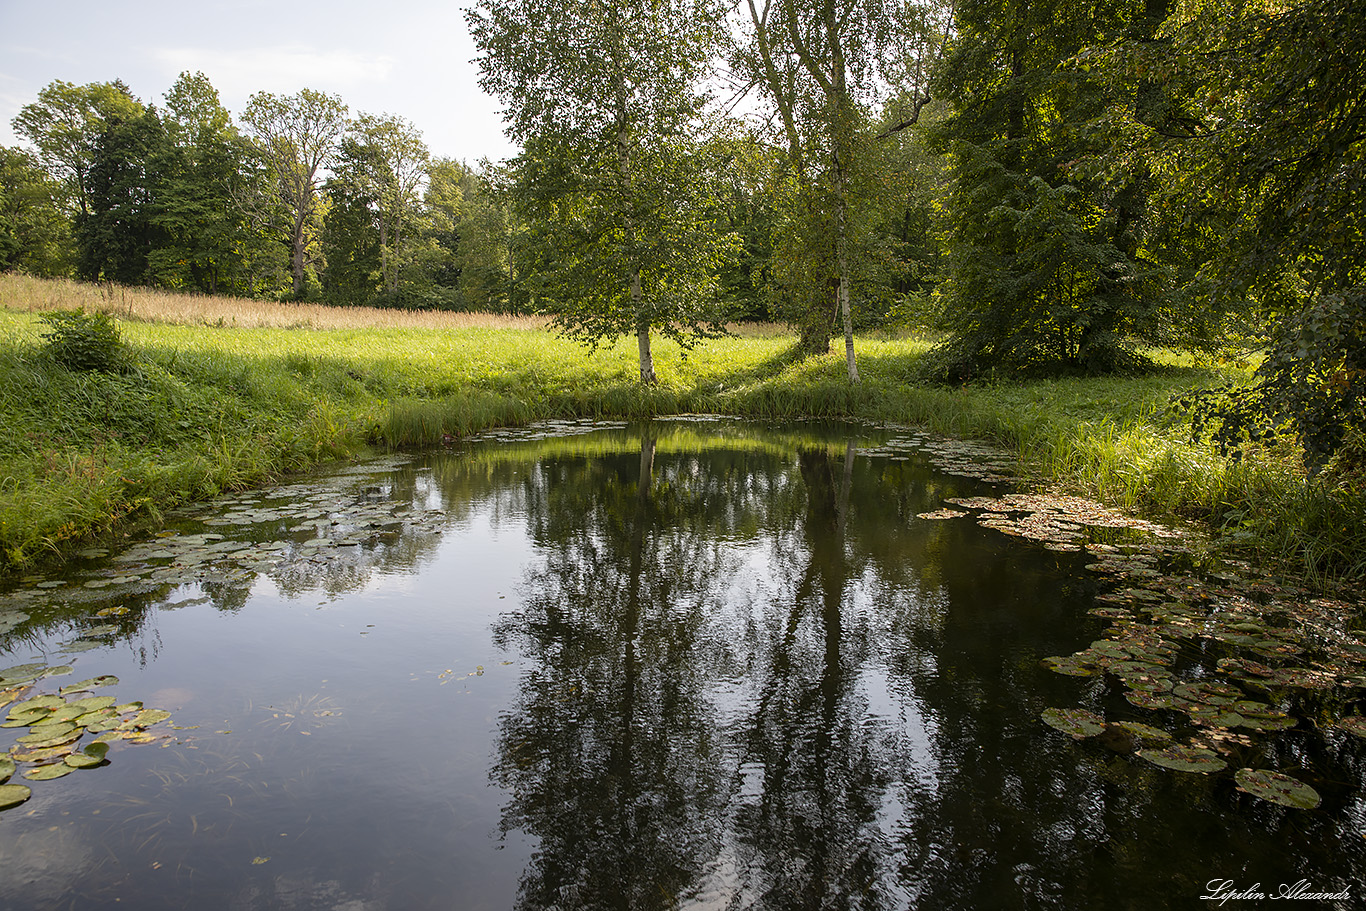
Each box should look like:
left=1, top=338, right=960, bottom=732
left=1, top=0, right=1361, bottom=467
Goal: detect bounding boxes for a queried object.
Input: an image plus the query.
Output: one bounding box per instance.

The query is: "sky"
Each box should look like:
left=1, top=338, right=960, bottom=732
left=0, top=0, right=519, bottom=164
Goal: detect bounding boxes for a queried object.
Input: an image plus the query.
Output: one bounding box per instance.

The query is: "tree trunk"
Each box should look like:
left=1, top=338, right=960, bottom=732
left=291, top=206, right=307, bottom=298
left=636, top=309, right=656, bottom=385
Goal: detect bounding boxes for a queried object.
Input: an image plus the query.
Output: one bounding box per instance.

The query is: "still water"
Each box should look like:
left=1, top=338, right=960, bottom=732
left=0, top=419, right=1361, bottom=910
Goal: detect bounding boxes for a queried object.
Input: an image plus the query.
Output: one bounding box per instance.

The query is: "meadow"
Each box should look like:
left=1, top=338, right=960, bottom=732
left=1, top=273, right=1361, bottom=586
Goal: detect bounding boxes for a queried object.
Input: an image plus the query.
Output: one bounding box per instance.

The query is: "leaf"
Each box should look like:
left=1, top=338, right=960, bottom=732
left=0, top=757, right=14, bottom=784
left=1234, top=769, right=1321, bottom=809
left=64, top=752, right=105, bottom=769
left=1136, top=744, right=1227, bottom=773
left=0, top=783, right=32, bottom=810
left=22, top=762, right=76, bottom=781
left=126, top=708, right=171, bottom=728
left=59, top=675, right=119, bottom=695
left=1041, top=707, right=1106, bottom=738
left=17, top=722, right=78, bottom=745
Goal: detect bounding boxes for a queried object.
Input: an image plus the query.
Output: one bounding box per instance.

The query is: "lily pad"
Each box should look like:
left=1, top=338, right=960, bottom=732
left=1042, top=655, right=1097, bottom=677
left=8, top=694, right=63, bottom=715
left=17, top=721, right=77, bottom=743
left=1110, top=721, right=1172, bottom=744
left=1234, top=769, right=1321, bottom=809
left=59, top=676, right=119, bottom=695
left=1137, top=744, right=1228, bottom=773
left=1041, top=707, right=1106, bottom=738
left=0, top=783, right=32, bottom=810
left=126, top=708, right=171, bottom=728
left=0, top=757, right=14, bottom=783
left=64, top=752, right=105, bottom=769
left=23, top=762, right=76, bottom=781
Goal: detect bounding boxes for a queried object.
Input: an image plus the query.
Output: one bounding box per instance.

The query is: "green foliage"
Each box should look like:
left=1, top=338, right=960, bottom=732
left=241, top=89, right=349, bottom=299
left=38, top=309, right=123, bottom=372
left=926, top=0, right=1214, bottom=378
left=469, top=0, right=733, bottom=382
left=0, top=146, right=73, bottom=276
left=75, top=109, right=171, bottom=284
left=1181, top=289, right=1366, bottom=475
left=10, top=79, right=145, bottom=218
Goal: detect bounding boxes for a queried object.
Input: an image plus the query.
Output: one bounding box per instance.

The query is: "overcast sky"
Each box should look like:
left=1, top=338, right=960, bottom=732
left=0, top=0, right=519, bottom=164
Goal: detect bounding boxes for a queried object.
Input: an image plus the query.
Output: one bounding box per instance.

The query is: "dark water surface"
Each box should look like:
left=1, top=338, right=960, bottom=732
left=0, top=419, right=1361, bottom=910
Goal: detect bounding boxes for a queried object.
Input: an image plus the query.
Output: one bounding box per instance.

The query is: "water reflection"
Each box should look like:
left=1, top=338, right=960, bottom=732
left=492, top=434, right=730, bottom=909
left=1, top=419, right=1362, bottom=911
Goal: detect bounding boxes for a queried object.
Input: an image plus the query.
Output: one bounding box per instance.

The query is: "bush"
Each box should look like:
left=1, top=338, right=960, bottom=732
left=39, top=309, right=124, bottom=372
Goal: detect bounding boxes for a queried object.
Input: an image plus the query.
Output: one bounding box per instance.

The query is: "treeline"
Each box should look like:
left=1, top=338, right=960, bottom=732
left=0, top=75, right=522, bottom=313
left=1, top=0, right=1362, bottom=468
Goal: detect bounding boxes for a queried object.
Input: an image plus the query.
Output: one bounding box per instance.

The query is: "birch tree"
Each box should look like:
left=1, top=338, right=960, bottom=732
left=738, top=0, right=949, bottom=381
left=468, top=0, right=731, bottom=383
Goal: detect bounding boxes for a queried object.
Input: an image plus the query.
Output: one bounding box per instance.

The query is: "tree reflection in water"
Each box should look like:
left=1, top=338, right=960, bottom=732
left=489, top=432, right=938, bottom=910
left=492, top=434, right=731, bottom=909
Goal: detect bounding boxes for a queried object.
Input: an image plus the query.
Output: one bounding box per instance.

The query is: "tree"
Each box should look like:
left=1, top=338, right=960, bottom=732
left=929, top=0, right=1201, bottom=377
left=241, top=89, right=348, bottom=298
left=11, top=80, right=144, bottom=219
left=347, top=113, right=430, bottom=297
left=0, top=146, right=73, bottom=275
left=1161, top=0, right=1366, bottom=472
left=469, top=0, right=733, bottom=383
left=321, top=135, right=384, bottom=304
left=74, top=108, right=171, bottom=284
left=737, top=0, right=948, bottom=380
left=151, top=72, right=261, bottom=293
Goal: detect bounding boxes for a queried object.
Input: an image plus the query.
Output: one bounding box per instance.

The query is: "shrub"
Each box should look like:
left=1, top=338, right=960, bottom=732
left=40, top=309, right=124, bottom=372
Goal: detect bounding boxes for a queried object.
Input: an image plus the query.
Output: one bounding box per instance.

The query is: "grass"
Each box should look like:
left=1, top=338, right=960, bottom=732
left=1, top=272, right=1361, bottom=587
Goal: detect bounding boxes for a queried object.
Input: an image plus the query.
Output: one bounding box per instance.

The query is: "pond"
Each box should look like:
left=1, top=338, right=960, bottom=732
left=1, top=418, right=1363, bottom=910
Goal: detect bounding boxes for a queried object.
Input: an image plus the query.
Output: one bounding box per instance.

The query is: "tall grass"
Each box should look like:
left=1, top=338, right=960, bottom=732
left=0, top=274, right=1360, bottom=585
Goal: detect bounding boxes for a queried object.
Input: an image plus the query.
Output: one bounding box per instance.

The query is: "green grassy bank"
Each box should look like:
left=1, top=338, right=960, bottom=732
left=1, top=293, right=1362, bottom=587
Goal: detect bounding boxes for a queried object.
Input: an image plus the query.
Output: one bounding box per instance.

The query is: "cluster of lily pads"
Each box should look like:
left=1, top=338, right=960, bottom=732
left=919, top=493, right=1179, bottom=555
left=0, top=667, right=173, bottom=813
left=890, top=433, right=1366, bottom=813
left=1038, top=524, right=1366, bottom=809
left=0, top=460, right=463, bottom=623
left=858, top=428, right=1019, bottom=483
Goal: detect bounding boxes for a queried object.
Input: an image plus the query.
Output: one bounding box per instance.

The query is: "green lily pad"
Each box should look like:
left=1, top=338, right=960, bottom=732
left=1041, top=707, right=1106, bottom=738
left=2, top=711, right=51, bottom=728
left=1137, top=744, right=1228, bottom=773
left=1042, top=655, right=1097, bottom=677
left=66, top=695, right=117, bottom=712
left=0, top=757, right=14, bottom=783
left=17, top=721, right=77, bottom=744
left=1234, top=769, right=1321, bottom=809
left=0, top=783, right=32, bottom=810
left=64, top=752, right=105, bottom=769
left=126, top=708, right=171, bottom=728
left=81, top=741, right=110, bottom=760
left=1110, top=721, right=1172, bottom=743
left=1126, top=690, right=1175, bottom=710
left=11, top=744, right=77, bottom=763
left=8, top=695, right=63, bottom=715
left=22, top=762, right=75, bottom=781
left=59, top=676, right=119, bottom=695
